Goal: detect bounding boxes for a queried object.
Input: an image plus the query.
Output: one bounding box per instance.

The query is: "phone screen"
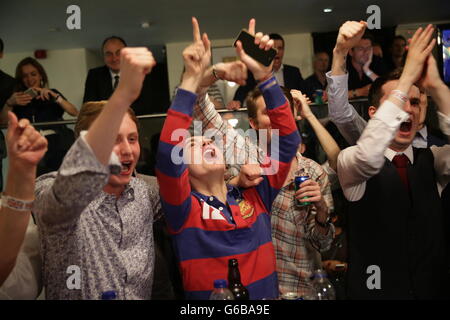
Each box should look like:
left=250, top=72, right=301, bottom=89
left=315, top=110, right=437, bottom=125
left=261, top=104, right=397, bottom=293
left=24, top=88, right=37, bottom=98
left=233, top=30, right=277, bottom=67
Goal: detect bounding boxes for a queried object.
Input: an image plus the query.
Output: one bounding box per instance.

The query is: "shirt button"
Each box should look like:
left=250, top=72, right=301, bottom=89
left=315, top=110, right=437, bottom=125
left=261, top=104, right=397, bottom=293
left=209, top=197, right=214, bottom=201
left=219, top=207, right=223, bottom=211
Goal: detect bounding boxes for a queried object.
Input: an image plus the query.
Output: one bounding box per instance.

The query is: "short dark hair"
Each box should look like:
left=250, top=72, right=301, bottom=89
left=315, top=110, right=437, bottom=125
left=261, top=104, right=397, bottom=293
left=368, top=69, right=403, bottom=107
left=102, top=36, right=127, bottom=51
left=245, top=86, right=294, bottom=120
left=361, top=32, right=375, bottom=44
left=269, top=33, right=284, bottom=46
left=0, top=38, right=4, bottom=53
left=393, top=35, right=407, bottom=43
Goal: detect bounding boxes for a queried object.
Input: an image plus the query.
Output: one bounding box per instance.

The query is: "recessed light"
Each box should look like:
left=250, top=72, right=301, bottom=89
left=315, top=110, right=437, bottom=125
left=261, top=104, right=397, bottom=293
left=323, top=8, right=333, bottom=13
left=141, top=22, right=152, bottom=29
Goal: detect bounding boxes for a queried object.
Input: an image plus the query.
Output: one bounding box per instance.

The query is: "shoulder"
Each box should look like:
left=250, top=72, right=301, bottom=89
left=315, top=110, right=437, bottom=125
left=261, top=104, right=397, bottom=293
left=300, top=157, right=326, bottom=180
left=283, top=64, right=300, bottom=73
left=87, top=66, right=109, bottom=76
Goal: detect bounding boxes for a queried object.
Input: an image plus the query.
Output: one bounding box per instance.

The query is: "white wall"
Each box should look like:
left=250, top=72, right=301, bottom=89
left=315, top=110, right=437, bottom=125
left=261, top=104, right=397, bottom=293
left=0, top=48, right=104, bottom=119
left=166, top=32, right=314, bottom=102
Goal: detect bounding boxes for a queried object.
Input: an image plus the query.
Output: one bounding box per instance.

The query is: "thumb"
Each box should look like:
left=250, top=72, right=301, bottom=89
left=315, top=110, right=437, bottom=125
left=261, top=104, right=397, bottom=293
left=6, top=111, right=19, bottom=139
left=235, top=41, right=247, bottom=61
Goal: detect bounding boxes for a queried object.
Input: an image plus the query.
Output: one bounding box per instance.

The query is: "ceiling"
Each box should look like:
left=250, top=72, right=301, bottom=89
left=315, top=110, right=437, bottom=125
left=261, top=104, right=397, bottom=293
left=1, top=0, right=450, bottom=60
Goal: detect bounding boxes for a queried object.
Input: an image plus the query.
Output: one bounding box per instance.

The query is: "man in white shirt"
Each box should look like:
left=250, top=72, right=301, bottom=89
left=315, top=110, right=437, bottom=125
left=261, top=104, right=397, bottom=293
left=336, top=21, right=450, bottom=299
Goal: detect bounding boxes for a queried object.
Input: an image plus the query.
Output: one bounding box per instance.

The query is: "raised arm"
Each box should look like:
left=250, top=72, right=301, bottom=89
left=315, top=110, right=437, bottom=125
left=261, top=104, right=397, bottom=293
left=235, top=19, right=301, bottom=211
left=33, top=48, right=155, bottom=226
left=327, top=21, right=369, bottom=145
left=338, top=24, right=438, bottom=199
left=156, top=17, right=211, bottom=232
left=291, top=89, right=341, bottom=172
left=0, top=112, right=47, bottom=285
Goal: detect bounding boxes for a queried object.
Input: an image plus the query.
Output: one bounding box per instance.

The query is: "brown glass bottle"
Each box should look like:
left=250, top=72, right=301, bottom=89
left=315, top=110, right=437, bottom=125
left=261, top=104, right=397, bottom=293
left=227, top=259, right=249, bottom=300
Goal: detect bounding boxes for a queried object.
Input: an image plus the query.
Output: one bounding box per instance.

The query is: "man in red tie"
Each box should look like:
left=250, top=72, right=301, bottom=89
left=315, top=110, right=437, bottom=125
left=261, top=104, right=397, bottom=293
left=336, top=22, right=450, bottom=299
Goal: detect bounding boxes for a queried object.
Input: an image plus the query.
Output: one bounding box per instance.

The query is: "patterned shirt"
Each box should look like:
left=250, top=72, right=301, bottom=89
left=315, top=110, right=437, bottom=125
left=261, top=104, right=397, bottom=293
left=194, top=90, right=334, bottom=298
left=156, top=79, right=300, bottom=300
left=33, top=135, right=162, bottom=300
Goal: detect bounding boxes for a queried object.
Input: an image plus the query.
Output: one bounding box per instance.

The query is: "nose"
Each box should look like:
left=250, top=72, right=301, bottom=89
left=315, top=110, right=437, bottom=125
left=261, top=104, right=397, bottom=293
left=403, top=100, right=413, bottom=114
left=120, top=140, right=132, bottom=156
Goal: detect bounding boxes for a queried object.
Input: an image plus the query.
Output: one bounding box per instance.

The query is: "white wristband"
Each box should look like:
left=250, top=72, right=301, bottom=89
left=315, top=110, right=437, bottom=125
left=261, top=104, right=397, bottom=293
left=1, top=195, right=34, bottom=212
left=364, top=69, right=374, bottom=77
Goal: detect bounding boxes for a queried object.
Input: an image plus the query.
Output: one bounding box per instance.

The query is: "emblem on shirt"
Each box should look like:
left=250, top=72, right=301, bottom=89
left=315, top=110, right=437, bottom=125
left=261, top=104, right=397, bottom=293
left=237, top=199, right=254, bottom=219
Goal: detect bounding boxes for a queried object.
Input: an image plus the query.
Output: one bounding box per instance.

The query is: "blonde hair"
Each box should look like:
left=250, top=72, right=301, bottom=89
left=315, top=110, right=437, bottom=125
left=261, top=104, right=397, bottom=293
left=74, top=101, right=139, bottom=138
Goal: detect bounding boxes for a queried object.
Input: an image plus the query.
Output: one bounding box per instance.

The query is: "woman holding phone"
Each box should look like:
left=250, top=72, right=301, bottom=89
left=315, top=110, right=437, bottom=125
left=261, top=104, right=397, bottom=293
left=1, top=57, right=79, bottom=175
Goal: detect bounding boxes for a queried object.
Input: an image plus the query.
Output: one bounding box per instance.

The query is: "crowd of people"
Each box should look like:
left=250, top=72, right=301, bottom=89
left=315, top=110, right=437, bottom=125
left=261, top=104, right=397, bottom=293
left=0, top=16, right=448, bottom=300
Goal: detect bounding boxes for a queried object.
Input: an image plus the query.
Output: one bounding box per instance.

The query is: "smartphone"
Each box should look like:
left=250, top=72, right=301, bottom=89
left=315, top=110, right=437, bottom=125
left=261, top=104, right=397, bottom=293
left=24, top=88, right=38, bottom=98
left=233, top=29, right=277, bottom=67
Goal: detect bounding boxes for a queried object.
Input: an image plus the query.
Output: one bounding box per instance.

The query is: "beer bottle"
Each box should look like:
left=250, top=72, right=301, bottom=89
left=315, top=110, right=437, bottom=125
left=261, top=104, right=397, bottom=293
left=228, top=258, right=249, bottom=300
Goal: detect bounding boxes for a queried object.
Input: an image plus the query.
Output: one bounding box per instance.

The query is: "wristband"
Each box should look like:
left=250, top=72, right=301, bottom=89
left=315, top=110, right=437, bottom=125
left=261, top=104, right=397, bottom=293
left=390, top=90, right=408, bottom=104
left=1, top=194, right=34, bottom=212
left=364, top=69, right=374, bottom=77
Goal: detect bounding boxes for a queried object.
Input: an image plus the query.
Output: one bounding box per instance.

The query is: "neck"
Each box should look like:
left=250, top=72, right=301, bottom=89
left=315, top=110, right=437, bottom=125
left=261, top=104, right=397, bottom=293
left=389, top=144, right=410, bottom=153
left=351, top=59, right=363, bottom=72
left=103, top=184, right=125, bottom=198
left=191, top=173, right=228, bottom=204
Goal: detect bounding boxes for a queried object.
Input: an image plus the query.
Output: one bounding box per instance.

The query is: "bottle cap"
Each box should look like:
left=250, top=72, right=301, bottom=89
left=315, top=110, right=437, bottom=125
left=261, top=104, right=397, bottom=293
left=101, top=290, right=117, bottom=300
left=214, top=279, right=227, bottom=288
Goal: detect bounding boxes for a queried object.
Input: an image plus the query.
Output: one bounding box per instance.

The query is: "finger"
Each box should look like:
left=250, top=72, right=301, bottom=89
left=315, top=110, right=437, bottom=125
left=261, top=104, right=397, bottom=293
left=248, top=18, right=256, bottom=35
left=260, top=35, right=270, bottom=49
left=409, top=27, right=423, bottom=45
left=202, top=32, right=211, bottom=54
left=265, top=39, right=274, bottom=51
left=6, top=111, right=19, bottom=140
left=424, top=38, right=436, bottom=56
left=192, top=17, right=201, bottom=42
left=255, top=32, right=263, bottom=46
left=18, top=118, right=30, bottom=129
left=30, top=135, right=48, bottom=151
left=235, top=40, right=248, bottom=60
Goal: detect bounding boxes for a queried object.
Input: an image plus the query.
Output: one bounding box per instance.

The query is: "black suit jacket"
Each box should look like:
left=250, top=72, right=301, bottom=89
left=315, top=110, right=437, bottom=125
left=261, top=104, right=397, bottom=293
left=233, top=64, right=305, bottom=103
left=83, top=64, right=170, bottom=115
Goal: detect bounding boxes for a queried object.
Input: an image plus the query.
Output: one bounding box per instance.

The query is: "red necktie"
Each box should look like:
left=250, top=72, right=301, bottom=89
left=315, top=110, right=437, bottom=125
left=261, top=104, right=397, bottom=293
left=392, top=154, right=410, bottom=191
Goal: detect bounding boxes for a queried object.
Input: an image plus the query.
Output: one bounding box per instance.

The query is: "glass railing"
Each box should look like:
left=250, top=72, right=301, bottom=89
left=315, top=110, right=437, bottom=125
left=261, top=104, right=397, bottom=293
left=2, top=97, right=445, bottom=187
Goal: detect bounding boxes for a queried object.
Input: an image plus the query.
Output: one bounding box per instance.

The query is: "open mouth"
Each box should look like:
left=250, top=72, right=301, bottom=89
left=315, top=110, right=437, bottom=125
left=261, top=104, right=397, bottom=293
left=120, top=161, right=133, bottom=175
left=399, top=119, right=412, bottom=133
left=203, top=147, right=217, bottom=163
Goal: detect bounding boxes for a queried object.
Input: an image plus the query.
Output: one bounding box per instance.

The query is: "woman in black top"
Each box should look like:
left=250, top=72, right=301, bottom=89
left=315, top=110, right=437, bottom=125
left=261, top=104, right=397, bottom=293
left=2, top=57, right=79, bottom=175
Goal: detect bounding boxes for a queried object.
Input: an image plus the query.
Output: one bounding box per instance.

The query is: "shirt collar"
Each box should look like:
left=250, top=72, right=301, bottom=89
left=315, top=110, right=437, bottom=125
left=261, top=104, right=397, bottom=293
left=417, top=126, right=428, bottom=140
left=191, top=184, right=242, bottom=203
left=385, top=145, right=414, bottom=164
left=109, top=69, right=120, bottom=78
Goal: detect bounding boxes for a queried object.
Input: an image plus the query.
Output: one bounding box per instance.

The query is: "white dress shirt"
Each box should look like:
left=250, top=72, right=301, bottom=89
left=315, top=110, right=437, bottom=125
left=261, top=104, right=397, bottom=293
left=337, top=99, right=450, bottom=202
left=274, top=64, right=285, bottom=87
left=326, top=71, right=433, bottom=149
left=109, top=70, right=120, bottom=89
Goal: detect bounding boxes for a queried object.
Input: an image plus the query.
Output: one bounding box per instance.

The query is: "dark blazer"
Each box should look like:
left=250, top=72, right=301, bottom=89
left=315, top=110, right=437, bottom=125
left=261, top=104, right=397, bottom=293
left=233, top=64, right=305, bottom=103
left=0, top=70, right=16, bottom=108
left=83, top=64, right=170, bottom=115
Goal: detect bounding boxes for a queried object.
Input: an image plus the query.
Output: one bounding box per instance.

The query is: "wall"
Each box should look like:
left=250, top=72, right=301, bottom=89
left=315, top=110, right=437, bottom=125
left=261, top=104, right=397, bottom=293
left=166, top=32, right=314, bottom=102
left=0, top=48, right=104, bottom=119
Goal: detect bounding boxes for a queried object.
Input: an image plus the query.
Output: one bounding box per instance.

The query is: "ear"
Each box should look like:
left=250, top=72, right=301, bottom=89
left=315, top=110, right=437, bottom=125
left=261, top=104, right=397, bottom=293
left=368, top=106, right=377, bottom=119
left=249, top=118, right=258, bottom=130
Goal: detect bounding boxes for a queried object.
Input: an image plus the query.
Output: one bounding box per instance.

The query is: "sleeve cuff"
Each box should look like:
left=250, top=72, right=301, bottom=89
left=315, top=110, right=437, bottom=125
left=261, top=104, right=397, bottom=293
left=171, top=88, right=198, bottom=116
left=257, top=76, right=286, bottom=110
left=373, top=100, right=410, bottom=128
left=437, top=111, right=450, bottom=136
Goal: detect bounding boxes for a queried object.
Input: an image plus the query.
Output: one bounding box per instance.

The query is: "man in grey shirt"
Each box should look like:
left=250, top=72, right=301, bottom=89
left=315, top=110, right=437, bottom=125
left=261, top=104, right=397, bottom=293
left=33, top=47, right=161, bottom=299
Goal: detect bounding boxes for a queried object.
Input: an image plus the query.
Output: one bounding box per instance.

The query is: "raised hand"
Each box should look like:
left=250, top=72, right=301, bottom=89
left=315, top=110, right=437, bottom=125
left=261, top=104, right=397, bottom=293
left=335, top=21, right=367, bottom=53
left=237, top=163, right=264, bottom=188
left=291, top=89, right=313, bottom=120
left=401, top=24, right=436, bottom=86
left=181, top=17, right=211, bottom=92
left=6, top=112, right=47, bottom=169
left=235, top=18, right=274, bottom=82
left=416, top=54, right=444, bottom=92
left=115, top=47, right=156, bottom=105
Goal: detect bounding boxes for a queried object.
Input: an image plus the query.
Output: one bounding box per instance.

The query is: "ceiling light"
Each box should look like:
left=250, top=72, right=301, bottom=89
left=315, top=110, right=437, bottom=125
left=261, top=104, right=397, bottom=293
left=141, top=22, right=152, bottom=29
left=323, top=8, right=333, bottom=13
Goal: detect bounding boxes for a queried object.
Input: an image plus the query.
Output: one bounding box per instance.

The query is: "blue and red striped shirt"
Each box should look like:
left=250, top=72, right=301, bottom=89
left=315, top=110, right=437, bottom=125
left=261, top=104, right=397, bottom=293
left=156, top=77, right=300, bottom=299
